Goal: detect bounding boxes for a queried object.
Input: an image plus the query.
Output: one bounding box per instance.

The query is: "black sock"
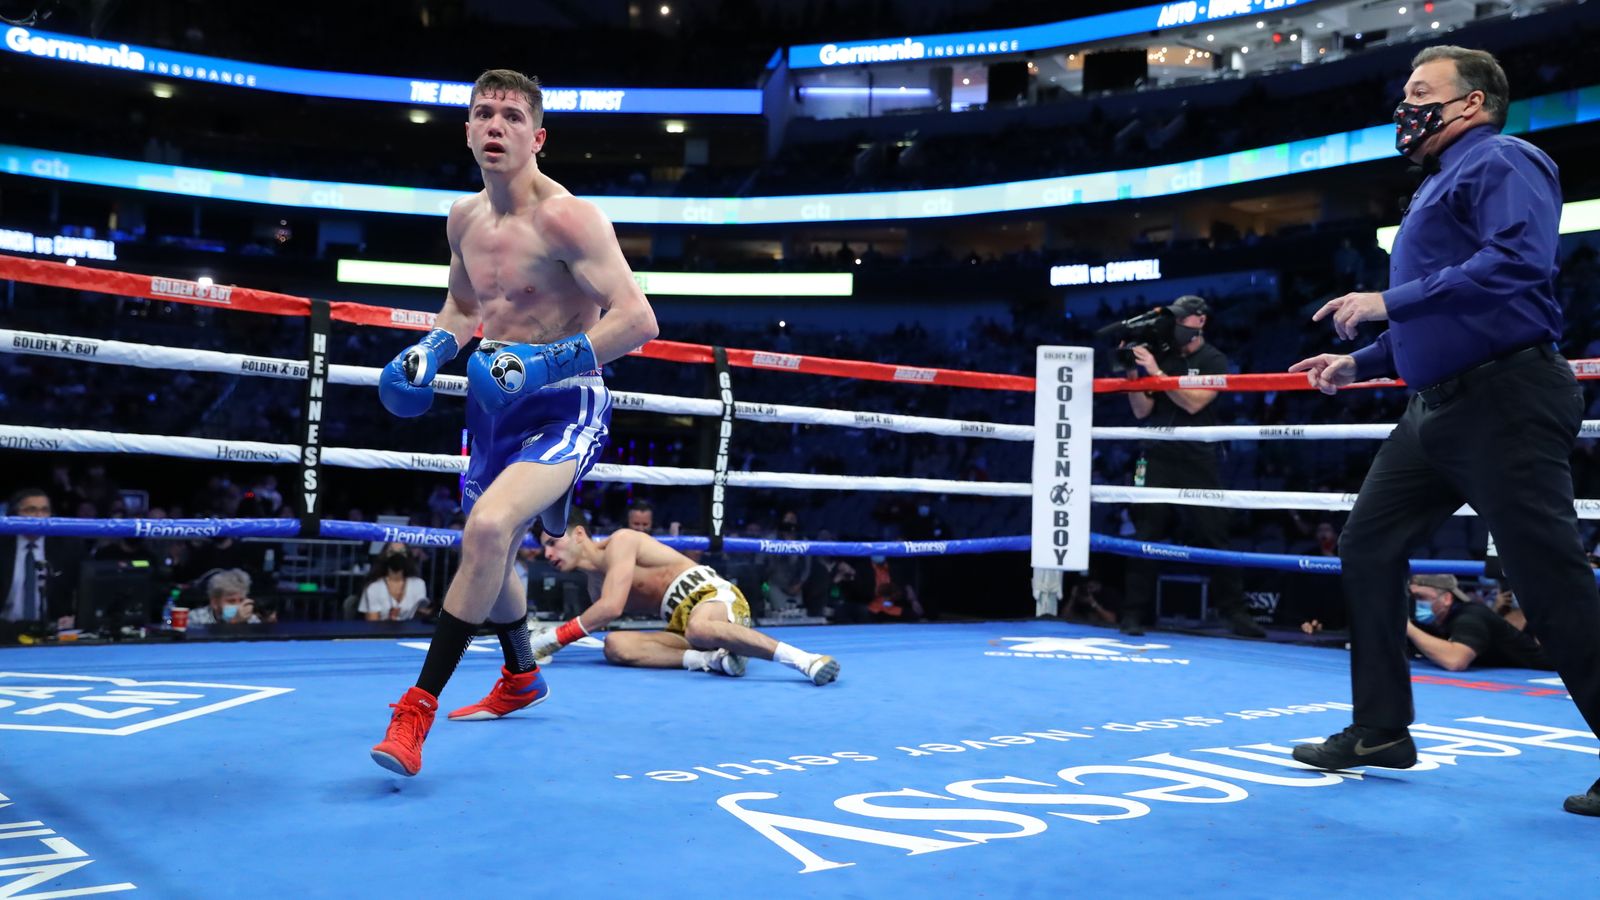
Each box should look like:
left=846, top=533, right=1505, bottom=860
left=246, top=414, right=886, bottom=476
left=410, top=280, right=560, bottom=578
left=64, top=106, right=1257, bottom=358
left=494, top=618, right=537, bottom=675
left=416, top=610, right=479, bottom=697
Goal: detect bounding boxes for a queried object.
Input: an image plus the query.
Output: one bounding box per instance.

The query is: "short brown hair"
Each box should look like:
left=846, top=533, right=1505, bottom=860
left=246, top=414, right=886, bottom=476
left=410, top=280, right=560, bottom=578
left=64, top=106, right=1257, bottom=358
left=471, top=69, right=544, bottom=128
left=1411, top=45, right=1509, bottom=126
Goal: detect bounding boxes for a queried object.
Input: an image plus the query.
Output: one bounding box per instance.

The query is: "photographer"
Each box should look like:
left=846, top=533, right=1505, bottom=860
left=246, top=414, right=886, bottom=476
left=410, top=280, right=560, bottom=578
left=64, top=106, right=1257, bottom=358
left=186, top=569, right=272, bottom=626
left=1115, top=295, right=1263, bottom=638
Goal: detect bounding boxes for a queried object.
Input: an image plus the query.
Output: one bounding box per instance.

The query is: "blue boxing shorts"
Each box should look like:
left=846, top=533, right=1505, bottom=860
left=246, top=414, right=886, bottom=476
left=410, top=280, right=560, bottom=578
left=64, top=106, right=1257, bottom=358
left=462, top=340, right=611, bottom=535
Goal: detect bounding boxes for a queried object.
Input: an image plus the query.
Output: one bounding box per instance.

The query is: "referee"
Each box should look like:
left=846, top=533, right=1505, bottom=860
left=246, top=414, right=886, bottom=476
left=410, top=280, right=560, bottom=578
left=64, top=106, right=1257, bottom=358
left=1289, top=46, right=1600, bottom=816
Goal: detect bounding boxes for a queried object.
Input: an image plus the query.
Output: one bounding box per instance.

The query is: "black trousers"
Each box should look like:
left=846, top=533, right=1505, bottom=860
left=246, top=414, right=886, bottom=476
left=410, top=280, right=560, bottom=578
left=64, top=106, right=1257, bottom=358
left=1123, top=453, right=1246, bottom=620
left=1341, top=350, right=1600, bottom=739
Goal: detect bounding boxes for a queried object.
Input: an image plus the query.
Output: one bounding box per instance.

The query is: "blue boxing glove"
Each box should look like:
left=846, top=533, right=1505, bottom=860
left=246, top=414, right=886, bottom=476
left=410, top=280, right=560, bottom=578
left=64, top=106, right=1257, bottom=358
left=379, top=328, right=459, bottom=418
left=467, top=334, right=598, bottom=415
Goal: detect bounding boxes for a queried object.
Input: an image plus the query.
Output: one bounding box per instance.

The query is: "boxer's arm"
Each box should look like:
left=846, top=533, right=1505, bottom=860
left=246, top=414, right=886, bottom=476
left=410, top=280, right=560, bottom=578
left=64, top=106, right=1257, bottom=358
left=545, top=196, right=658, bottom=364
left=555, top=530, right=640, bottom=643
left=434, top=201, right=483, bottom=348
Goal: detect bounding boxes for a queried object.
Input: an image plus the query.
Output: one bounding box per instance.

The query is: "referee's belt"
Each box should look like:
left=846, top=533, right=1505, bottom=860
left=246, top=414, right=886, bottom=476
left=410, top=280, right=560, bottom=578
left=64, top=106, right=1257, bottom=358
left=1417, top=343, right=1559, bottom=409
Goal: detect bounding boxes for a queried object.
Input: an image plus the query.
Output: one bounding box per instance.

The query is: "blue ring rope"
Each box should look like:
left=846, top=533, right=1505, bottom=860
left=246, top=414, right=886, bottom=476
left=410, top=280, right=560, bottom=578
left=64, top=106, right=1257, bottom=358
left=0, top=516, right=1519, bottom=576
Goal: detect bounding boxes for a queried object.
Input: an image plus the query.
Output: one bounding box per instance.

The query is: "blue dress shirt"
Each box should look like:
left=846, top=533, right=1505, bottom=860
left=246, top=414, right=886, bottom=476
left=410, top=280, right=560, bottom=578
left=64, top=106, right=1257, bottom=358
left=1351, top=124, right=1564, bottom=388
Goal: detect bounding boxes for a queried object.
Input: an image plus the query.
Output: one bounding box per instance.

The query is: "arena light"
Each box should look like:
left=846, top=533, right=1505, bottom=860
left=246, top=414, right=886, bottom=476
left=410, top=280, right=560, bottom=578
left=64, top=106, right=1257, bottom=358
left=664, top=120, right=686, bottom=134
left=151, top=82, right=174, bottom=99
left=1375, top=198, right=1600, bottom=253
left=407, top=109, right=430, bottom=124
left=796, top=86, right=934, bottom=97
left=336, top=259, right=854, bottom=297
left=787, top=0, right=1314, bottom=69
left=3, top=85, right=1592, bottom=226
left=2, top=25, right=760, bottom=115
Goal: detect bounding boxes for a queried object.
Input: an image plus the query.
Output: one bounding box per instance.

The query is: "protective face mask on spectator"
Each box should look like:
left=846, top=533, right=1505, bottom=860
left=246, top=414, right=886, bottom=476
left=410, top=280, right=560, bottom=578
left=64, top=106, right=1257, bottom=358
left=222, top=604, right=241, bottom=621
left=1414, top=600, right=1435, bottom=625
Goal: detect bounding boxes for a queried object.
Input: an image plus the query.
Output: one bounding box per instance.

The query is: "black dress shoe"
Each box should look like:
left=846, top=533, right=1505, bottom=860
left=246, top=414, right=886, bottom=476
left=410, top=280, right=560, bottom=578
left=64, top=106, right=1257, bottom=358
left=1119, top=617, right=1145, bottom=637
left=1563, top=778, right=1600, bottom=816
left=1227, top=608, right=1267, bottom=638
left=1292, top=724, right=1417, bottom=770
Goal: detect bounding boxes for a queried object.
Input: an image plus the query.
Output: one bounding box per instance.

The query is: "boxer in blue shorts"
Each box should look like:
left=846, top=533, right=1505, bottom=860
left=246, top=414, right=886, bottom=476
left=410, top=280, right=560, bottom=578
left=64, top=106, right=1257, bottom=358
left=369, top=68, right=658, bottom=776
left=459, top=340, right=612, bottom=530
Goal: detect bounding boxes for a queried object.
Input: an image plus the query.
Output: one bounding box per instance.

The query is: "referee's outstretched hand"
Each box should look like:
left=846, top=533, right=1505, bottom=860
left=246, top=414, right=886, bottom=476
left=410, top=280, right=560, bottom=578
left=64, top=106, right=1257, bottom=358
left=1289, top=353, right=1358, bottom=395
left=1312, top=291, right=1388, bottom=341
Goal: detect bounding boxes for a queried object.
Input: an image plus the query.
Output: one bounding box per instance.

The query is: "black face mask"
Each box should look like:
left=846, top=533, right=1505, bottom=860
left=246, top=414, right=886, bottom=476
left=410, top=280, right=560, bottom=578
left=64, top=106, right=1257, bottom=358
left=384, top=554, right=408, bottom=573
left=1393, top=95, right=1470, bottom=156
left=1173, top=323, right=1202, bottom=346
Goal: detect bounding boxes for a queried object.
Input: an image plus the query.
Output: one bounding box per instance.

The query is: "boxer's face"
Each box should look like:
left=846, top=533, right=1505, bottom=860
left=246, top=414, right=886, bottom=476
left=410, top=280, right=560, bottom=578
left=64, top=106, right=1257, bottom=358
left=540, top=530, right=580, bottom=571
left=466, top=90, right=545, bottom=173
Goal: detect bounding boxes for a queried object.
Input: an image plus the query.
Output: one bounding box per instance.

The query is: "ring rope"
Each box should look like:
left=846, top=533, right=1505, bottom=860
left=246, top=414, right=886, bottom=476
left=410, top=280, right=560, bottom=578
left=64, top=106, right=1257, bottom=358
left=15, top=423, right=1600, bottom=519
left=0, top=329, right=1035, bottom=442
left=1086, top=485, right=1600, bottom=518
left=4, top=515, right=1568, bottom=581
left=23, top=327, right=1600, bottom=444
left=1108, top=359, right=1600, bottom=394
left=0, top=515, right=1023, bottom=557
left=0, top=254, right=1033, bottom=391
left=20, top=254, right=1600, bottom=395
left=0, top=425, right=1032, bottom=497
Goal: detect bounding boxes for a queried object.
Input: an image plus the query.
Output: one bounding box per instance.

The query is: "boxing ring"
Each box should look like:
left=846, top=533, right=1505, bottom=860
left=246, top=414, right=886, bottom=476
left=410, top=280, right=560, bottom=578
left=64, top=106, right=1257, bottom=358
left=3, top=254, right=1600, bottom=897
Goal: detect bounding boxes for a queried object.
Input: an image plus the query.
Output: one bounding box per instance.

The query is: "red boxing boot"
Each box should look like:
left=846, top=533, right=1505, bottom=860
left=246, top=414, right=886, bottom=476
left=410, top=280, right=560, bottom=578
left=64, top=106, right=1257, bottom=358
left=371, top=686, right=438, bottom=776
left=447, top=666, right=550, bottom=721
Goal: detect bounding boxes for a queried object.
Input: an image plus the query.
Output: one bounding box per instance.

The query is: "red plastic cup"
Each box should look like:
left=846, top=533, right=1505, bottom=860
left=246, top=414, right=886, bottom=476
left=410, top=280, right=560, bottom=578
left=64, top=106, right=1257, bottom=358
left=171, top=608, right=189, bottom=632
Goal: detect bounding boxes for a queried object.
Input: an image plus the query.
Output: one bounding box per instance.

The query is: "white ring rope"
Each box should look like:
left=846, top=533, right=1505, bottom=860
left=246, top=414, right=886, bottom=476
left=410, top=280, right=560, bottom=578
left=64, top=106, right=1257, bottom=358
left=13, top=423, right=1600, bottom=519
left=1, top=329, right=1033, bottom=442
left=0, top=425, right=1030, bottom=497
left=14, top=328, right=1600, bottom=443
left=1093, top=485, right=1511, bottom=518
left=1092, top=424, right=1399, bottom=442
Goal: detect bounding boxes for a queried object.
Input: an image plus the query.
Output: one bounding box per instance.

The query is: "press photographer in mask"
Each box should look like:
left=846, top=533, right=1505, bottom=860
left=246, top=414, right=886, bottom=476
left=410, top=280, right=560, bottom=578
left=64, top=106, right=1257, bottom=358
left=186, top=569, right=268, bottom=626
left=1115, top=295, right=1263, bottom=638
